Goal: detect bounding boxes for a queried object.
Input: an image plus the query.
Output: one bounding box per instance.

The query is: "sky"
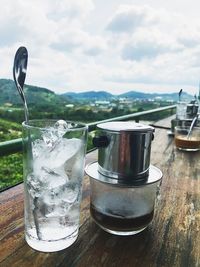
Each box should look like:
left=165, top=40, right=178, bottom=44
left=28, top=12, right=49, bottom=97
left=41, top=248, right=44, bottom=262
left=0, top=0, right=200, bottom=95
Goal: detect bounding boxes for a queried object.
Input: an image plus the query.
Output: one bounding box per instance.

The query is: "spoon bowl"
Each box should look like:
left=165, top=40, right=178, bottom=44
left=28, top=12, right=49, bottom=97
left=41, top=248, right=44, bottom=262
left=178, top=89, right=183, bottom=102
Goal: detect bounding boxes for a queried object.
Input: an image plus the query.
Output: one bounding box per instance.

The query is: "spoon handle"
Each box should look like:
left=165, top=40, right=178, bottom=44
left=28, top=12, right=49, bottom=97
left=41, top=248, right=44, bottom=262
left=14, top=82, right=29, bottom=122
left=187, top=113, right=199, bottom=139
left=23, top=95, right=29, bottom=123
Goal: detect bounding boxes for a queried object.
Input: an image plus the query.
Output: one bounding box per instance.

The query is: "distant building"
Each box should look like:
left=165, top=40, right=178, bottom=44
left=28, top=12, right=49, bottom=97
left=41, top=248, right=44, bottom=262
left=65, top=104, right=74, bottom=108
left=94, top=101, right=110, bottom=109
left=118, top=98, right=132, bottom=105
left=110, top=103, right=117, bottom=108
left=4, top=103, right=13, bottom=107
left=166, top=99, right=174, bottom=103
left=95, top=100, right=110, bottom=106
left=154, top=96, right=162, bottom=101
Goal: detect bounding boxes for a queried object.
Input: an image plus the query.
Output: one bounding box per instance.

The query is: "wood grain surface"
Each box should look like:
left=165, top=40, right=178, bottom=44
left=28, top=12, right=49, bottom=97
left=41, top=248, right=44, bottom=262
left=0, top=117, right=199, bottom=267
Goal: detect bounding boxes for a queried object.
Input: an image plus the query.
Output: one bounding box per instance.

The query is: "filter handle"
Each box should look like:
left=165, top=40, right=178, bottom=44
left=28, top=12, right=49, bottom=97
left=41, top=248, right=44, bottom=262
left=93, top=135, right=110, bottom=148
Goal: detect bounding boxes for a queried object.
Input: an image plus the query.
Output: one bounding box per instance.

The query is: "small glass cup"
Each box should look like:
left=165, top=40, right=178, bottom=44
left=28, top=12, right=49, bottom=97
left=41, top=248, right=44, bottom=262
left=175, top=126, right=200, bottom=151
left=89, top=175, right=161, bottom=236
left=22, top=120, right=87, bottom=252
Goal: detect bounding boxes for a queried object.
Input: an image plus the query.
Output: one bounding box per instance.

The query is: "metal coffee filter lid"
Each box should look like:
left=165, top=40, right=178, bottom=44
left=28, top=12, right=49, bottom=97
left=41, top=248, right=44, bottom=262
left=85, top=161, right=162, bottom=187
left=97, top=121, right=154, bottom=132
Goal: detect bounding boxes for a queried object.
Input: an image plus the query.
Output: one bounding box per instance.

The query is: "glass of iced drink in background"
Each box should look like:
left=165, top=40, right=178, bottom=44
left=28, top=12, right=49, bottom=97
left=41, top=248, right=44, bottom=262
left=176, top=101, right=187, bottom=120
left=22, top=120, right=88, bottom=252
left=175, top=126, right=200, bottom=151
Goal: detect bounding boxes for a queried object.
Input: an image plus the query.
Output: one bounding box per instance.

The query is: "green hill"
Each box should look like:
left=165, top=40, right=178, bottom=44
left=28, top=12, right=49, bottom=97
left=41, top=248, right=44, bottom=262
left=0, top=79, right=65, bottom=107
left=119, top=91, right=193, bottom=101
left=61, top=91, right=113, bottom=100
left=61, top=89, right=193, bottom=102
left=0, top=78, right=194, bottom=105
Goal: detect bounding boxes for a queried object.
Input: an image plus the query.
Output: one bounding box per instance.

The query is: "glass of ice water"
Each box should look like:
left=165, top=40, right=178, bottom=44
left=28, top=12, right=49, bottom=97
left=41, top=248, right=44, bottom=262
left=22, top=120, right=88, bottom=252
left=176, top=101, right=187, bottom=120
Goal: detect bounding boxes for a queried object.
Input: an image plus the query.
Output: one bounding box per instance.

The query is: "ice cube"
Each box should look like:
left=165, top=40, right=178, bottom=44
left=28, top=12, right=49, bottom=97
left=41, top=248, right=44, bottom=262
left=61, top=183, right=79, bottom=204
left=32, top=139, right=51, bottom=174
left=32, top=139, right=47, bottom=157
left=42, top=129, right=59, bottom=148
left=40, top=167, right=68, bottom=189
left=26, top=173, right=42, bottom=198
left=44, top=202, right=71, bottom=218
left=63, top=139, right=83, bottom=179
left=31, top=130, right=83, bottom=205
left=37, top=183, right=80, bottom=218
left=42, top=182, right=80, bottom=218
left=67, top=202, right=80, bottom=222
left=42, top=190, right=72, bottom=218
left=42, top=188, right=61, bottom=205
left=64, top=151, right=78, bottom=178
left=40, top=201, right=59, bottom=218
left=42, top=138, right=82, bottom=171
left=40, top=120, right=69, bottom=149
left=54, top=120, right=69, bottom=138
left=58, top=201, right=72, bottom=216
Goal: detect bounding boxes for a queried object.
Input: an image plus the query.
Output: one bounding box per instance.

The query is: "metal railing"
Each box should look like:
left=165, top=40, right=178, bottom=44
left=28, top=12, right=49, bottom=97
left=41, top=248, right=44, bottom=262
left=0, top=105, right=175, bottom=157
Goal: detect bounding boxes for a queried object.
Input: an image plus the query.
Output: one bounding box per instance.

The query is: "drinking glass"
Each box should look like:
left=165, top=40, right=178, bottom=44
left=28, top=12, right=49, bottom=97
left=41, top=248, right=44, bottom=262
left=175, top=126, right=200, bottom=151
left=89, top=177, right=161, bottom=235
left=176, top=101, right=187, bottom=120
left=22, top=120, right=87, bottom=252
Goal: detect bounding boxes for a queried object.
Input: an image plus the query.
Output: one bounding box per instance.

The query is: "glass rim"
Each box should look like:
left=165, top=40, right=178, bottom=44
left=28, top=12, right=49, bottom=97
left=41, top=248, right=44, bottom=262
left=22, top=119, right=88, bottom=131
left=177, top=101, right=187, bottom=104
left=175, top=126, right=200, bottom=130
left=175, top=125, right=200, bottom=129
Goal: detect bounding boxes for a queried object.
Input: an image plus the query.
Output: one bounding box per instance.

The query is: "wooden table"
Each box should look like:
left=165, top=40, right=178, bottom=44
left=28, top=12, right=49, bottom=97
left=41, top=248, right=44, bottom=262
left=0, top=117, right=199, bottom=267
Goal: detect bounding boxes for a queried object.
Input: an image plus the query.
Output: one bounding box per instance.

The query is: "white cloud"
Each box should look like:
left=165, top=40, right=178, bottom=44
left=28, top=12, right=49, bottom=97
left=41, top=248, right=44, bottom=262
left=46, top=0, right=94, bottom=21
left=0, top=0, right=200, bottom=96
left=177, top=28, right=200, bottom=48
left=121, top=29, right=184, bottom=61
left=0, top=1, right=55, bottom=48
left=106, top=5, right=158, bottom=33
left=51, top=28, right=107, bottom=56
left=100, top=3, right=200, bottom=95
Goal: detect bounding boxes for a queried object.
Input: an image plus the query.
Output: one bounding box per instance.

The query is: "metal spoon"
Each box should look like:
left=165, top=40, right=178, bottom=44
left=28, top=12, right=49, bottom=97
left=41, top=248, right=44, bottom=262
left=13, top=46, right=29, bottom=122
left=13, top=47, right=42, bottom=238
left=178, top=89, right=183, bottom=102
left=187, top=113, right=199, bottom=139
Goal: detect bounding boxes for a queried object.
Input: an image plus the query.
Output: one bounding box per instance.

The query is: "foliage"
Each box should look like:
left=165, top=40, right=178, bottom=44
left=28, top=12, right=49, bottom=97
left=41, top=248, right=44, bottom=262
left=0, top=84, right=176, bottom=191
left=0, top=119, right=22, bottom=141
left=0, top=153, right=23, bottom=190
left=0, top=119, right=22, bottom=191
